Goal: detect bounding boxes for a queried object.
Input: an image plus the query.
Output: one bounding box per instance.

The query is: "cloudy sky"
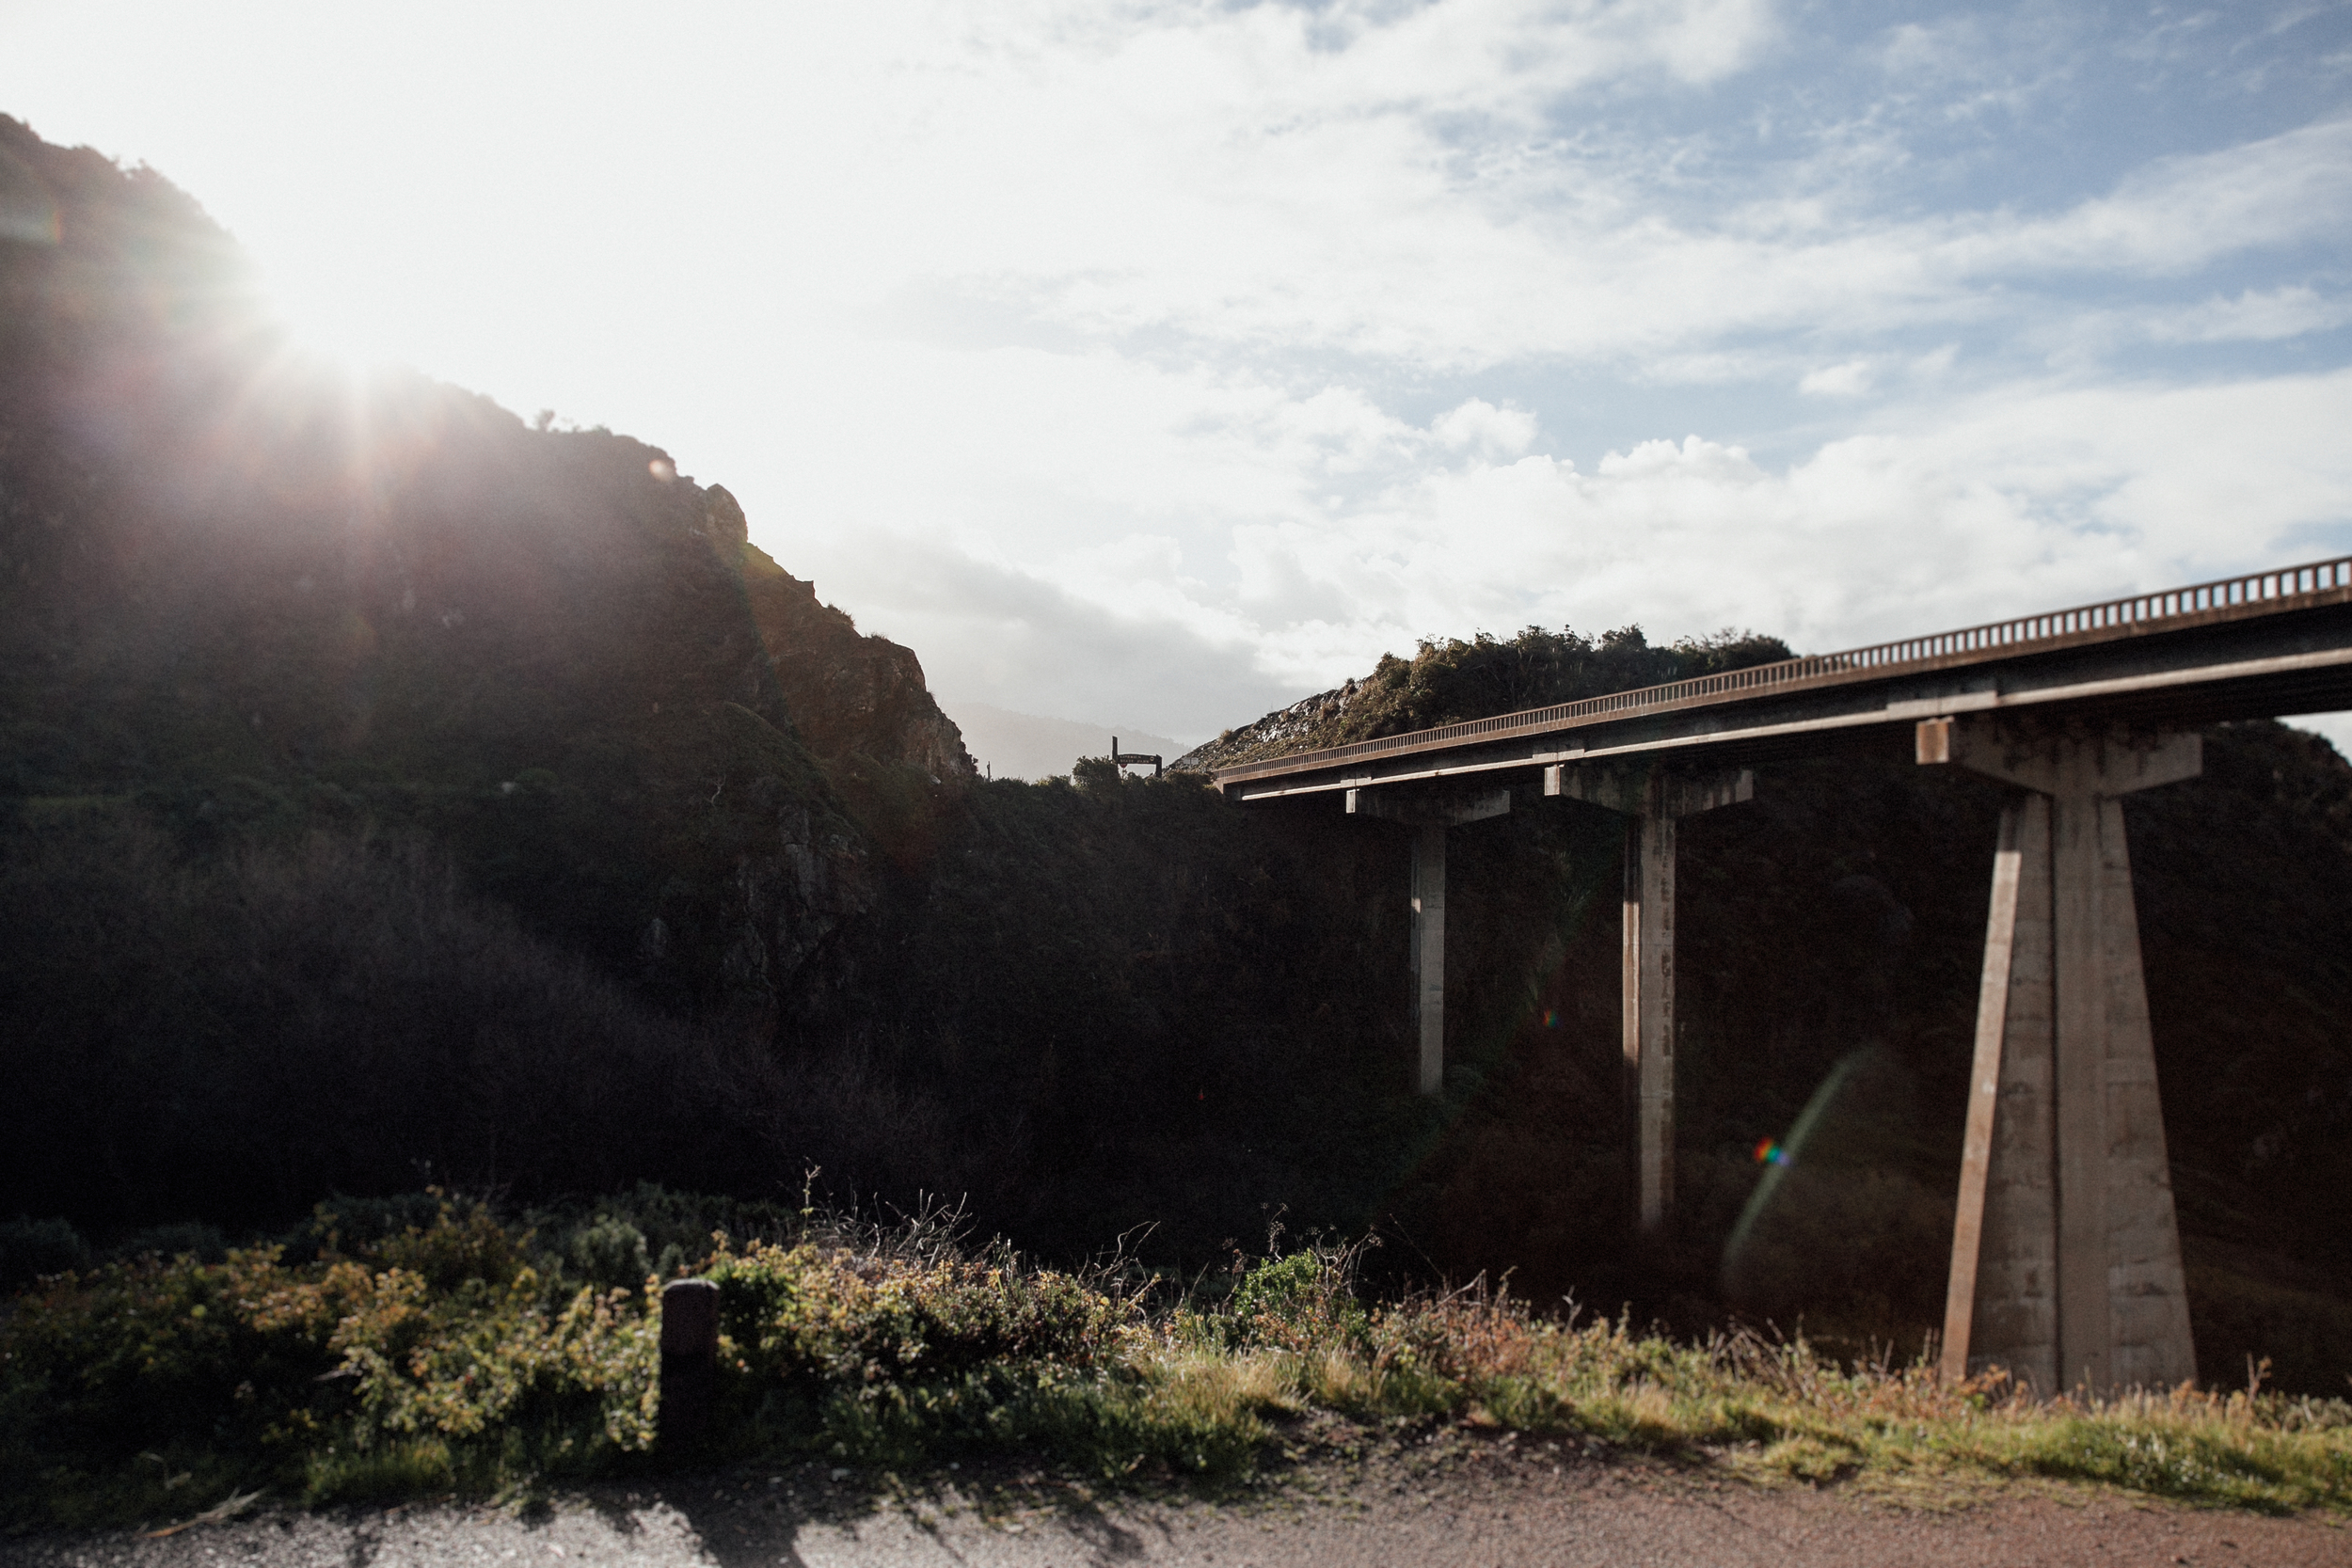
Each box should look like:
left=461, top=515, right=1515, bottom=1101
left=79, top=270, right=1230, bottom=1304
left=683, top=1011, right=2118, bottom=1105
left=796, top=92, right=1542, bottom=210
left=5, top=0, right=2350, bottom=745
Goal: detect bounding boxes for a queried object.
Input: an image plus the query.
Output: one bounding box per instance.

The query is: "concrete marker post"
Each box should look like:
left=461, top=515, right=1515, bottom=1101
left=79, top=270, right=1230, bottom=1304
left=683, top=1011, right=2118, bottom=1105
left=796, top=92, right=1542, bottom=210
left=659, top=1278, right=721, bottom=1450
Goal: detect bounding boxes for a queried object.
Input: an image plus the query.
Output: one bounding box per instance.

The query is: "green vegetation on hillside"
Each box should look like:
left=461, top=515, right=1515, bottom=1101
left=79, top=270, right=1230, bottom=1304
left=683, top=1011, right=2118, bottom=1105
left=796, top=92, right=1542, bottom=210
left=1177, top=625, right=1793, bottom=772
left=8, top=1197, right=2350, bottom=1533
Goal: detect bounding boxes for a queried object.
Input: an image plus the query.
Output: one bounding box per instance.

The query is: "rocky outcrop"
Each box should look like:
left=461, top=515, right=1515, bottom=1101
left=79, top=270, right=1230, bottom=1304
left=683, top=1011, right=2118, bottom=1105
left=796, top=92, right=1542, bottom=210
left=1170, top=678, right=1362, bottom=772
left=695, top=485, right=975, bottom=784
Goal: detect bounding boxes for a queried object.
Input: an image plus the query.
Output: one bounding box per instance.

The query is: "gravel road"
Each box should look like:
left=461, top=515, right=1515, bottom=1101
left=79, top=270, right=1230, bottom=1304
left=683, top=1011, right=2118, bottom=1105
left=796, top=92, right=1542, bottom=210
left=8, top=1446, right=2347, bottom=1568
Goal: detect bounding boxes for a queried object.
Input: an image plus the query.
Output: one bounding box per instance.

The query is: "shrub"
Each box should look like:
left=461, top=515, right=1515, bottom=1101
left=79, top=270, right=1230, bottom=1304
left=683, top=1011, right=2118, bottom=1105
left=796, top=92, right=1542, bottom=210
left=566, top=1216, right=654, bottom=1292
left=0, top=1216, right=88, bottom=1289
left=1222, top=1245, right=1371, bottom=1353
left=0, top=1198, right=657, bottom=1528
left=703, top=1234, right=1148, bottom=1466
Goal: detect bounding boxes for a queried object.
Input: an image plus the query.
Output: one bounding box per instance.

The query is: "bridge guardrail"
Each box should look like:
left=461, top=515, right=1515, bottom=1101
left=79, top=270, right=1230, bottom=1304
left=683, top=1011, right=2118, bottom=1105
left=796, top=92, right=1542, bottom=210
left=1215, top=555, right=2352, bottom=782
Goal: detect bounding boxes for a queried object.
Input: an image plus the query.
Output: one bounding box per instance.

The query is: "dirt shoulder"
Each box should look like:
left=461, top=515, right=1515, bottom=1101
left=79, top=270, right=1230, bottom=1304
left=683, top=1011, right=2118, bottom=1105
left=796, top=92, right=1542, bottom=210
left=8, top=1434, right=2347, bottom=1568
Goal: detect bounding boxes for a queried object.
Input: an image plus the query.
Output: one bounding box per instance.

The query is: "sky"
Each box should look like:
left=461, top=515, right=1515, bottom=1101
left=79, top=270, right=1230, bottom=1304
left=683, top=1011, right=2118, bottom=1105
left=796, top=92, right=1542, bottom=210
left=4, top=0, right=2350, bottom=747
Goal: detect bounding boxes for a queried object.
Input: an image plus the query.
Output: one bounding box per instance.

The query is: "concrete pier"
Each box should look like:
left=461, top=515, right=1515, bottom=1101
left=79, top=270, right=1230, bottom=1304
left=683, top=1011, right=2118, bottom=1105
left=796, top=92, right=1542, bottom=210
left=1349, top=785, right=1509, bottom=1095
left=1624, top=800, right=1676, bottom=1229
left=1549, top=764, right=1752, bottom=1232
left=1411, top=822, right=1447, bottom=1096
left=1922, top=716, right=2200, bottom=1394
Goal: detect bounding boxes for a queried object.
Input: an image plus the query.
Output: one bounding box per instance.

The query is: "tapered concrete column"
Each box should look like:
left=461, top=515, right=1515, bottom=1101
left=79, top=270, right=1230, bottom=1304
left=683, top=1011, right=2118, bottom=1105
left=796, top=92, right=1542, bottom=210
left=1350, top=785, right=1509, bottom=1096
left=1411, top=821, right=1447, bottom=1097
left=1922, top=717, right=2200, bottom=1395
left=1941, top=794, right=2058, bottom=1389
left=1549, top=763, right=1751, bottom=1231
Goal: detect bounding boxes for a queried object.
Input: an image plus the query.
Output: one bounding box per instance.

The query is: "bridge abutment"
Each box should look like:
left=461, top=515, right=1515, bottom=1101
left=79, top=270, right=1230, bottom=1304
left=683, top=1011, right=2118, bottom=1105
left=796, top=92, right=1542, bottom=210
left=1921, top=716, right=2201, bottom=1394
left=1549, top=764, right=1752, bottom=1232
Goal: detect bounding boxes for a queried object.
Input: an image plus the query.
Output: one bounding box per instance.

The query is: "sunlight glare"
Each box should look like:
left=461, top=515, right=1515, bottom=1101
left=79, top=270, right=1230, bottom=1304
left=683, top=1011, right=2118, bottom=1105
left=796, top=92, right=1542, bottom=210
left=259, top=256, right=415, bottom=374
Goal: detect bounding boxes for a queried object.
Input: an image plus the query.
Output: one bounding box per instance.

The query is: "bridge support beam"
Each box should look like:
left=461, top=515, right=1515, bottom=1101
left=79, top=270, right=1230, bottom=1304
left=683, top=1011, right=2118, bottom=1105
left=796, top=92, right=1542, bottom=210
left=1549, top=763, right=1752, bottom=1232
left=1921, top=716, right=2201, bottom=1395
left=1349, top=785, right=1510, bottom=1095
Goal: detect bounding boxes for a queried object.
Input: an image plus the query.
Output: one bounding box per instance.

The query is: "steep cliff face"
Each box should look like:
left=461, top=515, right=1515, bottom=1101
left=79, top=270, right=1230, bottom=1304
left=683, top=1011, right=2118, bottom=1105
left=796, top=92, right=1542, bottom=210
left=703, top=484, right=975, bottom=784
left=0, top=113, right=961, bottom=1020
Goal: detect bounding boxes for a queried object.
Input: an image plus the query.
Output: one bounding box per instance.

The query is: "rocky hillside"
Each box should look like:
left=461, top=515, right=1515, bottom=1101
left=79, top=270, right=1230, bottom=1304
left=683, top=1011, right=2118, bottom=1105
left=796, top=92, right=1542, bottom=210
left=1173, top=626, right=1791, bottom=771
left=0, top=114, right=967, bottom=1022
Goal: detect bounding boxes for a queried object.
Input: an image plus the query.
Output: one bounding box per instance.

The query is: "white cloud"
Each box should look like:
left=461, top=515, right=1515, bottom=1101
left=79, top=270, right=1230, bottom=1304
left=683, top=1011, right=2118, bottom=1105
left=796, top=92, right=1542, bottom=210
left=801, top=532, right=1295, bottom=742
left=2147, top=286, right=2352, bottom=343
left=1952, top=119, right=2352, bottom=278
left=1362, top=369, right=2352, bottom=656
left=1431, top=398, right=1539, bottom=453
left=12, top=0, right=2339, bottom=388
left=1800, top=360, right=1874, bottom=396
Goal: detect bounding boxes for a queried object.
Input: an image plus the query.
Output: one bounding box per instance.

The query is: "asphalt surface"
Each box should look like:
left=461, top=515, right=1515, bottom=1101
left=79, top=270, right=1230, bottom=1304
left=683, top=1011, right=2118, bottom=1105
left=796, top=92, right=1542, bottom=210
left=8, top=1444, right=2348, bottom=1568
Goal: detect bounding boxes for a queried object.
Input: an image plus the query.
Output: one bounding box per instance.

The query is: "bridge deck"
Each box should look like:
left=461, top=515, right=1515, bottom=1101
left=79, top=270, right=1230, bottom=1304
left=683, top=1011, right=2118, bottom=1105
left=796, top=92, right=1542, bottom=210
left=1215, top=556, right=2352, bottom=801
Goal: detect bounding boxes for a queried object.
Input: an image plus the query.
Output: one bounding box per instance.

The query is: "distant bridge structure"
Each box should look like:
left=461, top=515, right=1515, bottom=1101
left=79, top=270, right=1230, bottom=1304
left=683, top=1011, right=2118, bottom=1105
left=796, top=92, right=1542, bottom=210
left=1213, top=557, right=2352, bottom=1397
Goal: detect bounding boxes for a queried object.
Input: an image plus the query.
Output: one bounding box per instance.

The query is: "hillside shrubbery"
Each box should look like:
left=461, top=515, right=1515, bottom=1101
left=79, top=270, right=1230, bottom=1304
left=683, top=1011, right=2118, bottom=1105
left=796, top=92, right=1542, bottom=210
left=10, top=1196, right=2352, bottom=1532
left=1179, top=625, right=1794, bottom=772
left=1350, top=625, right=1794, bottom=739
left=0, top=818, right=945, bottom=1233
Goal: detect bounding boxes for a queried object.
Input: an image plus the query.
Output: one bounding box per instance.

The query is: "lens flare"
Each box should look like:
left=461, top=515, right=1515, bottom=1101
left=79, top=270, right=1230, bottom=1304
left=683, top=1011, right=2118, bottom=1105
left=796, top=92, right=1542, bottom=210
left=1722, top=1050, right=1870, bottom=1294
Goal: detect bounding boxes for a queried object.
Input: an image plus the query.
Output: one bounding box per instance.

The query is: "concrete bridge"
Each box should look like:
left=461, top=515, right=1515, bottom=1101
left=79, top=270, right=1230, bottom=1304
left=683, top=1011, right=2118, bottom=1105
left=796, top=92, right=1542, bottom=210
left=1213, top=557, right=2352, bottom=1396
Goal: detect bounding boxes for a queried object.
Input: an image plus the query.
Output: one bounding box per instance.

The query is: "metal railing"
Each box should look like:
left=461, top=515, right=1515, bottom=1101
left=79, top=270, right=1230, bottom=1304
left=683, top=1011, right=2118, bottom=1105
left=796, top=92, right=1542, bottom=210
left=1218, top=555, right=2352, bottom=779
